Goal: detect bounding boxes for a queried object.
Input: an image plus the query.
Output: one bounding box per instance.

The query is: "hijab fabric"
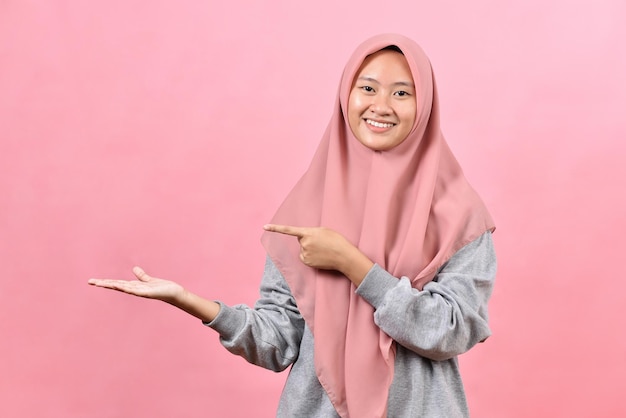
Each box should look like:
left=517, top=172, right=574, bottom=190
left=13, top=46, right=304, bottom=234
left=261, top=33, right=495, bottom=418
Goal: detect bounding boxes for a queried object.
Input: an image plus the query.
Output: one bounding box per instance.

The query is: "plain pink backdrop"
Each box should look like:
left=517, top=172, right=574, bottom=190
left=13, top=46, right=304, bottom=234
left=1, top=1, right=625, bottom=417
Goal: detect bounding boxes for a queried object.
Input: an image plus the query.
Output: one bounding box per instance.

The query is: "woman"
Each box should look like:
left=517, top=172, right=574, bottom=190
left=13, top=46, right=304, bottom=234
left=89, top=34, right=496, bottom=417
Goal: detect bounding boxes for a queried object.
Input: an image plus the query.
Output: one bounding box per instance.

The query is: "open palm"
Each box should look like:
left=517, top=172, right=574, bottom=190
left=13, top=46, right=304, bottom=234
left=88, top=267, right=184, bottom=302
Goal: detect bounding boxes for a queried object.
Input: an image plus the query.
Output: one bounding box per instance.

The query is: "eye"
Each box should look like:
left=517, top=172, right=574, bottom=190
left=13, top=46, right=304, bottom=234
left=360, top=85, right=375, bottom=93
left=394, top=90, right=411, bottom=97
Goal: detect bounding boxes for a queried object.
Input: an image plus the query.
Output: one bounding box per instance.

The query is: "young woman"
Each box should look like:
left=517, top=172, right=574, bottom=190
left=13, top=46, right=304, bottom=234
left=89, top=33, right=496, bottom=417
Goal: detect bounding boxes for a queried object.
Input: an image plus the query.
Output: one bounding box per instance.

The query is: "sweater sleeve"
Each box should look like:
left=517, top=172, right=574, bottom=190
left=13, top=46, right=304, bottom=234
left=204, top=256, right=305, bottom=372
left=356, top=231, right=497, bottom=361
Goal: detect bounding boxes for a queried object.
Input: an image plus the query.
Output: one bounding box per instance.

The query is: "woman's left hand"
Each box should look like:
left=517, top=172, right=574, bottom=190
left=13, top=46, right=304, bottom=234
left=264, top=224, right=374, bottom=286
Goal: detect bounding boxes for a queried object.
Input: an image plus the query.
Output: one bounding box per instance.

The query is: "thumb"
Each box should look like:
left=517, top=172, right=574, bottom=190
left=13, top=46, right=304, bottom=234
left=133, top=266, right=150, bottom=281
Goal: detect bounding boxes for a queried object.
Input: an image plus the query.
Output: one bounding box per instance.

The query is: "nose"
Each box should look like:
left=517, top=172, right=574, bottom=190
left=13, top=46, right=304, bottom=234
left=369, top=94, right=392, bottom=115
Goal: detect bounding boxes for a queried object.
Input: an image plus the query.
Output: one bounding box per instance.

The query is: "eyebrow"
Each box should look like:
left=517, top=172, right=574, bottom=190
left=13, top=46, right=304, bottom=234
left=357, top=76, right=415, bottom=88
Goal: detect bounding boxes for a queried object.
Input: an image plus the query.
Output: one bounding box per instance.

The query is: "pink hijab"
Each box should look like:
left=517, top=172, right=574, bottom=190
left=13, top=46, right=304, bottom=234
left=261, top=33, right=495, bottom=418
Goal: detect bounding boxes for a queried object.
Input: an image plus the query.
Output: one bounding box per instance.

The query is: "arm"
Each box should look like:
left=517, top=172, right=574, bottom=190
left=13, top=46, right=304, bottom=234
left=88, top=260, right=305, bottom=372
left=261, top=224, right=496, bottom=360
left=356, top=231, right=497, bottom=361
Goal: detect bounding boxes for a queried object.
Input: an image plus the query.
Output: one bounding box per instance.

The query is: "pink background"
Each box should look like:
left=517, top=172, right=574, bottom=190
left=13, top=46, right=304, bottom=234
left=1, top=1, right=625, bottom=417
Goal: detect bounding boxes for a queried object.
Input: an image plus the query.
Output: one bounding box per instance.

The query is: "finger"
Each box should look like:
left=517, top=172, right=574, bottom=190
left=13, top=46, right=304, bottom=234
left=87, top=279, right=132, bottom=291
left=133, top=266, right=150, bottom=281
left=263, top=224, right=307, bottom=237
left=88, top=278, right=120, bottom=287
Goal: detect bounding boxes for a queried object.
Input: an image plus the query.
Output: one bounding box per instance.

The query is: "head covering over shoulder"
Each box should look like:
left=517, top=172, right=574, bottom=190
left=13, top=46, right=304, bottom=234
left=262, top=33, right=495, bottom=418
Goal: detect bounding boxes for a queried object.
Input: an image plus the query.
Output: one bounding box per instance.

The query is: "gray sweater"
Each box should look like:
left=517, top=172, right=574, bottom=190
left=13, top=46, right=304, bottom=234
left=206, top=231, right=496, bottom=417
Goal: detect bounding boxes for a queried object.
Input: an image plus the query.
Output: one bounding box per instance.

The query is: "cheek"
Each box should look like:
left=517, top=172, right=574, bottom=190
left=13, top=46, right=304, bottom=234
left=347, top=94, right=362, bottom=129
left=402, top=102, right=417, bottom=126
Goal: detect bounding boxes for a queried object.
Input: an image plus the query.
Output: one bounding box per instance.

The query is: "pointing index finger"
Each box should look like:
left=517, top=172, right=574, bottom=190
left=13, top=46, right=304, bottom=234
left=263, top=224, right=307, bottom=237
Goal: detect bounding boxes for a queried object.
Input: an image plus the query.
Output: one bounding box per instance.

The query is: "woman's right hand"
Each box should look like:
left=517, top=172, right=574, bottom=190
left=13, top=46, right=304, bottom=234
left=89, top=267, right=221, bottom=322
left=88, top=267, right=184, bottom=303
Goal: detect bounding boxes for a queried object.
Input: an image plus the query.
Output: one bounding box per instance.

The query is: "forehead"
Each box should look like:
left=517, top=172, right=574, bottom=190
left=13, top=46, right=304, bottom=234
left=354, top=49, right=414, bottom=81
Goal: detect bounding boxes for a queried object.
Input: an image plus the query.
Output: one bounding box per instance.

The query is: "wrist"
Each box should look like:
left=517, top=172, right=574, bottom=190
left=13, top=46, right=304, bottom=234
left=341, top=246, right=374, bottom=287
left=162, top=286, right=188, bottom=308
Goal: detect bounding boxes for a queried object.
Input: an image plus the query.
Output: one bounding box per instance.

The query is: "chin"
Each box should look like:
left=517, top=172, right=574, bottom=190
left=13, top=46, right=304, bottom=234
left=361, top=142, right=388, bottom=152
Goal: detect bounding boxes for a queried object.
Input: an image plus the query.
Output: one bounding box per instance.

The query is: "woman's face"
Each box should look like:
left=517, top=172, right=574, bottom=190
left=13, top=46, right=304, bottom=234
left=348, top=49, right=417, bottom=151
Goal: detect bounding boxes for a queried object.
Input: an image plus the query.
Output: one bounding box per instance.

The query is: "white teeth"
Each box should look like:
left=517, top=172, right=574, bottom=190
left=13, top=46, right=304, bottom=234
left=366, top=119, right=394, bottom=128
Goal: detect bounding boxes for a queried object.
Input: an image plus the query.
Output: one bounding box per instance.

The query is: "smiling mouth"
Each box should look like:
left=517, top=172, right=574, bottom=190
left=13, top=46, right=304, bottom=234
left=366, top=119, right=395, bottom=129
